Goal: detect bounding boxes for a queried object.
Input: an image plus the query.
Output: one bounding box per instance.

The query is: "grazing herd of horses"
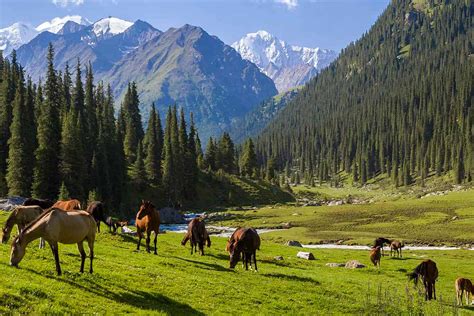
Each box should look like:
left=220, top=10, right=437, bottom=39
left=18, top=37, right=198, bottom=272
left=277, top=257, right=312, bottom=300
left=370, top=237, right=473, bottom=304
left=1, top=199, right=472, bottom=305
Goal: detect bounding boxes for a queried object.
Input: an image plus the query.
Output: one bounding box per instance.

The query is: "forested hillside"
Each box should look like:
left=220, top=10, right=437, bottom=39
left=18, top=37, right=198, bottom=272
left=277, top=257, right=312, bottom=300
left=256, top=0, right=473, bottom=186
left=0, top=46, right=291, bottom=214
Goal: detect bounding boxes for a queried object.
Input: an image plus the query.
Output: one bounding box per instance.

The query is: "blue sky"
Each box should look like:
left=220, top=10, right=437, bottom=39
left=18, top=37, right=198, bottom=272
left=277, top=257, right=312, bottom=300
left=0, top=0, right=389, bottom=51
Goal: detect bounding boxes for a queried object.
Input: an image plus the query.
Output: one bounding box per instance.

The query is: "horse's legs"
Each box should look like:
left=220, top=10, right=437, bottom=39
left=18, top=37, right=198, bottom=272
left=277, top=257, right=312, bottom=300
left=153, top=231, right=157, bottom=255
left=253, top=251, right=258, bottom=272
left=49, top=242, right=61, bottom=276
left=97, top=221, right=100, bottom=233
left=77, top=242, right=86, bottom=273
left=136, top=228, right=142, bottom=250
left=200, top=241, right=204, bottom=256
left=39, top=238, right=45, bottom=249
left=146, top=231, right=151, bottom=253
left=433, top=282, right=436, bottom=300
left=245, top=252, right=249, bottom=271
left=87, top=237, right=94, bottom=274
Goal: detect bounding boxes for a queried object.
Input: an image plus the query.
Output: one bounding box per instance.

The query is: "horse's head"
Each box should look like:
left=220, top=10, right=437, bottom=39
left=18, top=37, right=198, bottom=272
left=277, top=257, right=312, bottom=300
left=1, top=226, right=10, bottom=244
left=137, top=200, right=155, bottom=220
left=10, top=235, right=26, bottom=267
left=229, top=247, right=241, bottom=269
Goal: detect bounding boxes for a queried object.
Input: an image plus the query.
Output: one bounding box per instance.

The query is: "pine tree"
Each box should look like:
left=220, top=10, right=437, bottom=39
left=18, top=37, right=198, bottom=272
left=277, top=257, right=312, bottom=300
left=58, top=182, right=70, bottom=200
left=59, top=108, right=86, bottom=200
left=183, top=113, right=198, bottom=199
left=6, top=72, right=31, bottom=196
left=122, top=82, right=143, bottom=164
left=204, top=137, right=217, bottom=171
left=144, top=104, right=162, bottom=185
left=32, top=44, right=61, bottom=199
left=217, top=132, right=236, bottom=173
left=240, top=138, right=257, bottom=178
left=130, top=142, right=147, bottom=191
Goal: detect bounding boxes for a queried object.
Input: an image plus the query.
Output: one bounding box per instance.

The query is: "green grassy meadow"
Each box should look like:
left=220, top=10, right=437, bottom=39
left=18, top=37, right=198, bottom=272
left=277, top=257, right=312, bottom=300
left=0, top=186, right=473, bottom=315
left=213, top=187, right=474, bottom=246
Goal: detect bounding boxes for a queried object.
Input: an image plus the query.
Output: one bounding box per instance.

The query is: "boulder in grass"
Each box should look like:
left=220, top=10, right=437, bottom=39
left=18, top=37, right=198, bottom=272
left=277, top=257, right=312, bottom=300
left=345, top=260, right=366, bottom=269
left=285, top=240, right=303, bottom=247
left=274, top=256, right=284, bottom=261
left=326, top=263, right=345, bottom=267
left=297, top=252, right=315, bottom=260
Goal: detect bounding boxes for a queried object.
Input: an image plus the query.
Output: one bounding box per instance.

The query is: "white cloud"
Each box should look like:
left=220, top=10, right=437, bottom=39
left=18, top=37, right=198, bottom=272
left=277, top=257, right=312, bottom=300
left=52, top=0, right=85, bottom=8
left=274, top=0, right=299, bottom=10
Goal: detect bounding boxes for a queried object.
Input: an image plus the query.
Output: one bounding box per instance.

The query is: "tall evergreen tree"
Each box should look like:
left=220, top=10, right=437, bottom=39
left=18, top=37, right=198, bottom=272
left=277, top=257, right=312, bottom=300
left=32, top=44, right=62, bottom=199
left=240, top=138, right=257, bottom=178
left=144, top=104, right=162, bottom=185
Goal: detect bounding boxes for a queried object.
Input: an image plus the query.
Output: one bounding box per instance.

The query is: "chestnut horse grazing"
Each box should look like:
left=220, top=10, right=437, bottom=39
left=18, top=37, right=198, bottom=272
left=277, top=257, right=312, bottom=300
left=10, top=208, right=96, bottom=275
left=455, top=277, right=473, bottom=306
left=373, top=237, right=391, bottom=256
left=86, top=201, right=107, bottom=233
left=369, top=246, right=381, bottom=268
left=53, top=199, right=82, bottom=211
left=181, top=218, right=211, bottom=255
left=227, top=227, right=260, bottom=271
left=408, top=259, right=438, bottom=300
left=22, top=198, right=54, bottom=209
left=390, top=240, right=404, bottom=258
left=136, top=201, right=160, bottom=254
left=1, top=206, right=43, bottom=244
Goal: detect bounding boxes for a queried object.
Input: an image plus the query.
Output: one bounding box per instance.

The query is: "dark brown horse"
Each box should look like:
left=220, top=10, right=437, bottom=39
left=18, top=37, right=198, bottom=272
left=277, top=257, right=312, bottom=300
left=390, top=240, right=404, bottom=258
left=408, top=259, right=438, bottom=300
left=181, top=218, right=211, bottom=255
left=86, top=201, right=107, bottom=233
left=373, top=237, right=391, bottom=256
left=53, top=199, right=82, bottom=211
left=227, top=227, right=260, bottom=271
left=22, top=198, right=54, bottom=209
left=136, top=200, right=160, bottom=254
left=369, top=246, right=381, bottom=268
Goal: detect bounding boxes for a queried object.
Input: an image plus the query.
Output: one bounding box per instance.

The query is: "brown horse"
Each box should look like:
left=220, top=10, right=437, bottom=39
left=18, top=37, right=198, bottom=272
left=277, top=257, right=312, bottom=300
left=1, top=206, right=43, bottom=244
left=369, top=246, right=381, bottom=268
left=53, top=199, right=82, bottom=211
left=181, top=218, right=211, bottom=255
left=10, top=208, right=96, bottom=275
left=455, top=277, right=474, bottom=306
left=373, top=237, right=391, bottom=256
left=390, top=240, right=404, bottom=258
left=22, top=198, right=54, bottom=209
left=408, top=259, right=438, bottom=300
left=86, top=201, right=107, bottom=233
left=136, top=200, right=160, bottom=255
left=227, top=227, right=260, bottom=271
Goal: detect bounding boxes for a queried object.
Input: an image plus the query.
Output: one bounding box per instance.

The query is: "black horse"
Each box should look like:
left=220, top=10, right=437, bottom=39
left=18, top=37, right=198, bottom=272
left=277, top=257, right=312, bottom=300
left=22, top=198, right=54, bottom=209
left=86, top=201, right=107, bottom=232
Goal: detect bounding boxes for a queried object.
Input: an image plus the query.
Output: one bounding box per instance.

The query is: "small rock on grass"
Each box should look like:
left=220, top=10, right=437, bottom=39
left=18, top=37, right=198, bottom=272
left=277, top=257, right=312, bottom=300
left=286, top=240, right=303, bottom=247
left=274, top=256, right=284, bottom=261
left=297, top=252, right=315, bottom=260
left=345, top=260, right=366, bottom=269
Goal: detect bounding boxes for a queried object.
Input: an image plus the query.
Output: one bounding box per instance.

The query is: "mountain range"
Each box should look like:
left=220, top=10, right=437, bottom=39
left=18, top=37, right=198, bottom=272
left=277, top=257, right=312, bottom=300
left=1, top=16, right=334, bottom=141
left=232, top=30, right=337, bottom=92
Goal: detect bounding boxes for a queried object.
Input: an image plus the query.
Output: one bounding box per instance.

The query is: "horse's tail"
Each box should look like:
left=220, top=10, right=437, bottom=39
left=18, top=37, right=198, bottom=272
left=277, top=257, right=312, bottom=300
left=206, top=233, right=211, bottom=248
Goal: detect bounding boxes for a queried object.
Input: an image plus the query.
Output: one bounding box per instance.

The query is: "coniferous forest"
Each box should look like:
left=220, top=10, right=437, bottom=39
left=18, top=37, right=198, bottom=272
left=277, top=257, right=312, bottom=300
left=0, top=44, right=269, bottom=215
left=256, top=0, right=473, bottom=187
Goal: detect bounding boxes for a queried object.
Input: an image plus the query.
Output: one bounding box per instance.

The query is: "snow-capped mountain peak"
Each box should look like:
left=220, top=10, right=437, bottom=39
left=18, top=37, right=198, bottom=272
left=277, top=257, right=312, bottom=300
left=0, top=23, right=38, bottom=56
left=232, top=30, right=338, bottom=92
left=92, top=17, right=133, bottom=38
left=36, top=15, right=92, bottom=34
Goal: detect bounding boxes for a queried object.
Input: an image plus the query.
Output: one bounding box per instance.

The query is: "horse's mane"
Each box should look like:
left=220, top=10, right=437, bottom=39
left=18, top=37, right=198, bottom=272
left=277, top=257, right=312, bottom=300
left=16, top=208, right=56, bottom=239
left=4, top=207, right=19, bottom=228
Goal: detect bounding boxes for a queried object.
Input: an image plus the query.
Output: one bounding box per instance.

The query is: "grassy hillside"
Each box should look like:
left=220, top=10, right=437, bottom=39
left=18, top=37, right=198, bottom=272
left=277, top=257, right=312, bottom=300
left=0, top=212, right=473, bottom=314
left=212, top=188, right=474, bottom=246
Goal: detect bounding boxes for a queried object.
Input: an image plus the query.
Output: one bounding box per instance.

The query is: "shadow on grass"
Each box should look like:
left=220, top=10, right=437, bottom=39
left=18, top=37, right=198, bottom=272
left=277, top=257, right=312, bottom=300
left=206, top=253, right=229, bottom=261
left=263, top=272, right=320, bottom=285
left=22, top=267, right=204, bottom=315
left=172, top=256, right=231, bottom=272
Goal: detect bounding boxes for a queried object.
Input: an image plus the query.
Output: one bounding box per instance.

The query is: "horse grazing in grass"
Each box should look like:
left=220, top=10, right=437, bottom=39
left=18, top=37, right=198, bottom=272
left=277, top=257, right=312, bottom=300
left=10, top=208, right=96, bottom=275
left=53, top=199, right=82, bottom=211
left=181, top=218, right=211, bottom=255
left=136, top=200, right=160, bottom=255
left=408, top=259, right=438, bottom=300
left=227, top=227, right=260, bottom=271
left=455, top=278, right=474, bottom=306
left=390, top=240, right=404, bottom=258
left=369, top=246, right=381, bottom=268
left=22, top=198, right=54, bottom=209
left=86, top=201, right=107, bottom=233
left=373, top=237, right=391, bottom=256
left=1, top=206, right=43, bottom=244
